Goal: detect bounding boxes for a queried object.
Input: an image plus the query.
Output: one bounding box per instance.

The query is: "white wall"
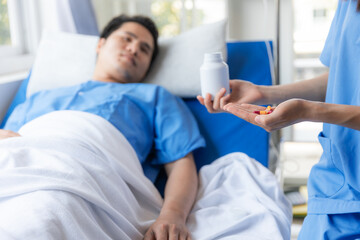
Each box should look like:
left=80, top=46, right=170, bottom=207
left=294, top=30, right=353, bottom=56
left=227, top=0, right=294, bottom=140
left=227, top=0, right=293, bottom=85
left=227, top=0, right=276, bottom=41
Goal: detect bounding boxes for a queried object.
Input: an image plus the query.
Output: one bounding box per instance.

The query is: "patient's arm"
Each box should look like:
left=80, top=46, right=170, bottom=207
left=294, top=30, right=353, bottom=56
left=0, top=130, right=21, bottom=140
left=144, top=153, right=197, bottom=240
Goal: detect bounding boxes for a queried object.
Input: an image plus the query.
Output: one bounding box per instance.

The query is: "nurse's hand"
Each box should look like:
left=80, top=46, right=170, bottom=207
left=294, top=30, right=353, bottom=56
left=143, top=211, right=191, bottom=240
left=0, top=130, right=21, bottom=140
left=197, top=80, right=267, bottom=113
left=224, top=99, right=308, bottom=132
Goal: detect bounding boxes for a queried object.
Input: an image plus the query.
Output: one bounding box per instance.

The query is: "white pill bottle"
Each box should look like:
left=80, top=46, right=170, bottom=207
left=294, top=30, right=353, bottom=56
left=200, top=52, right=230, bottom=99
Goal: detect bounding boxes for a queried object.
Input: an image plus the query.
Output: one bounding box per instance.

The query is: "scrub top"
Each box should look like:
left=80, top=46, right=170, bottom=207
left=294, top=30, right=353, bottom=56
left=307, top=0, right=360, bottom=214
left=4, top=81, right=206, bottom=182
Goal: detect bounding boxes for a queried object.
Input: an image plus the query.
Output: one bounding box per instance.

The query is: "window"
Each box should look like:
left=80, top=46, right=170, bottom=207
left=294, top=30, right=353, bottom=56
left=0, top=0, right=33, bottom=77
left=92, top=0, right=227, bottom=38
left=151, top=0, right=226, bottom=37
left=0, top=0, right=11, bottom=46
left=313, top=8, right=327, bottom=19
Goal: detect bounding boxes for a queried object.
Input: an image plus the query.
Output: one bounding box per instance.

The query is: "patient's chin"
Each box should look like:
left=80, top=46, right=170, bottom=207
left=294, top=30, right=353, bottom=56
left=113, top=68, right=133, bottom=84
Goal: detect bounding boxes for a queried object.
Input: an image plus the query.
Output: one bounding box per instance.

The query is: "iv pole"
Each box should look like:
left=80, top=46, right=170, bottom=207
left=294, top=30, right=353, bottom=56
left=271, top=0, right=282, bottom=178
left=274, top=0, right=280, bottom=86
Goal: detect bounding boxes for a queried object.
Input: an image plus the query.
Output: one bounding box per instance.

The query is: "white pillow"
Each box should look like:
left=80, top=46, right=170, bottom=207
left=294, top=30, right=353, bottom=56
left=143, top=19, right=227, bottom=97
left=27, top=19, right=227, bottom=98
left=27, top=31, right=99, bottom=97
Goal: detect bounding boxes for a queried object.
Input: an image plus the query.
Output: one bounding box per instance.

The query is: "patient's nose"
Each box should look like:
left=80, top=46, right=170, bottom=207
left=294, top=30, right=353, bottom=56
left=126, top=41, right=139, bottom=56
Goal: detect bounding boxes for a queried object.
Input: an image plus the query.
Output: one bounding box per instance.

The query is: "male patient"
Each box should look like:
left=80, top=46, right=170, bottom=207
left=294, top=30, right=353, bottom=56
left=0, top=15, right=204, bottom=239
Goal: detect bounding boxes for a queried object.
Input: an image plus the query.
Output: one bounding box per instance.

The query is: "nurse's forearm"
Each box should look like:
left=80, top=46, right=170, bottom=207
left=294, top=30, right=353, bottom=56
left=305, top=101, right=360, bottom=131
left=263, top=72, right=328, bottom=104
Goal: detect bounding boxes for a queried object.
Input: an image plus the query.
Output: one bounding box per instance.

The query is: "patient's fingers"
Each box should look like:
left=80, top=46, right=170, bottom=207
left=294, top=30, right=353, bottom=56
left=181, top=233, right=191, bottom=240
left=154, top=227, right=167, bottom=240
left=167, top=224, right=178, bottom=240
left=143, top=230, right=156, bottom=240
left=0, top=130, right=21, bottom=140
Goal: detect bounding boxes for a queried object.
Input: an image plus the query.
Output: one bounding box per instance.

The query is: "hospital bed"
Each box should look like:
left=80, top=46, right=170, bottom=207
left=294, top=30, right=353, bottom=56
left=0, top=26, right=292, bottom=239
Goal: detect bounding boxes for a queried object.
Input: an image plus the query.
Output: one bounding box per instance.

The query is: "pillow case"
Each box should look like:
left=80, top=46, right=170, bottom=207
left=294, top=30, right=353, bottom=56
left=143, top=19, right=227, bottom=97
left=27, top=19, right=227, bottom=98
left=27, top=31, right=98, bottom=97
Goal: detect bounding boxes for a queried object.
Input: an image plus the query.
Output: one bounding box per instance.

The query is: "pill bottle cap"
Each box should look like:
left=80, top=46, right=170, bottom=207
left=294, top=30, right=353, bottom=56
left=204, top=52, right=223, bottom=62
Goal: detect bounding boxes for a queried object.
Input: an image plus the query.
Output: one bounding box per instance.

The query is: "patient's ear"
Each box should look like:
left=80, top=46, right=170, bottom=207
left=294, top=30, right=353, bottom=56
left=96, top=38, right=106, bottom=54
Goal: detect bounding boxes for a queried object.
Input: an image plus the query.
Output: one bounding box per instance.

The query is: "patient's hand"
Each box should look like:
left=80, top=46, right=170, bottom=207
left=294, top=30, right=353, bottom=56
left=143, top=210, right=191, bottom=240
left=0, top=130, right=21, bottom=140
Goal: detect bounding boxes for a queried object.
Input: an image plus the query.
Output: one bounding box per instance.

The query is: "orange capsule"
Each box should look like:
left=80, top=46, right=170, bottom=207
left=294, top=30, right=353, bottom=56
left=254, top=106, right=274, bottom=115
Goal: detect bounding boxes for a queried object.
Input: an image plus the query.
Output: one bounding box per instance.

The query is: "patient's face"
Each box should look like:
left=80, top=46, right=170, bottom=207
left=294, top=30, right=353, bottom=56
left=95, top=22, right=154, bottom=83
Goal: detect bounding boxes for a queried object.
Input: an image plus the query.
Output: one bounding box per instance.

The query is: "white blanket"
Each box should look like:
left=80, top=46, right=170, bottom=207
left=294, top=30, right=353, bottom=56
left=188, top=153, right=292, bottom=240
left=0, top=111, right=291, bottom=239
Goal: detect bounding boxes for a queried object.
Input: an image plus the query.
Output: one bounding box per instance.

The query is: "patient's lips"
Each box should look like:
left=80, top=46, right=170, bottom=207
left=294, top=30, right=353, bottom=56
left=120, top=53, right=137, bottom=67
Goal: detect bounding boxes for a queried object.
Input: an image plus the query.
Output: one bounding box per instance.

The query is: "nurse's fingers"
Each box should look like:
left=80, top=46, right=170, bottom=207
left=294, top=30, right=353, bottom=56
left=223, top=103, right=256, bottom=122
left=213, top=88, right=227, bottom=111
left=238, top=103, right=267, bottom=112
left=204, top=93, right=221, bottom=113
left=196, top=95, right=205, bottom=105
left=223, top=103, right=270, bottom=130
left=220, top=94, right=231, bottom=109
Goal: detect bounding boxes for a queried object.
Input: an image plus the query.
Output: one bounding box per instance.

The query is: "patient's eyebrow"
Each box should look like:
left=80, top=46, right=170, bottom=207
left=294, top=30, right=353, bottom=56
left=124, top=31, right=153, bottom=52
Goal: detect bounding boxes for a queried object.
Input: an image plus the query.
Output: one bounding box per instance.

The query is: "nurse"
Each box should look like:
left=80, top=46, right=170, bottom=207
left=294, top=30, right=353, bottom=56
left=198, top=0, right=360, bottom=238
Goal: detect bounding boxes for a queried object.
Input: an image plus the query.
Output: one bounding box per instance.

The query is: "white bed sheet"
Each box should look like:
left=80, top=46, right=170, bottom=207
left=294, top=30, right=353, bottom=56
left=0, top=111, right=291, bottom=239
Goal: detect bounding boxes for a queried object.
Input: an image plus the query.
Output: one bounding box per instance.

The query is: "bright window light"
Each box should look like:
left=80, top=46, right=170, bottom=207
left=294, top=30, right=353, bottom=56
left=0, top=0, right=11, bottom=46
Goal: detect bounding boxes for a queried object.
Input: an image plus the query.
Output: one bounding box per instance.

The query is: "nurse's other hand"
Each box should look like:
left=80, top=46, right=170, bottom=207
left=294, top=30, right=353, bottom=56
left=227, top=80, right=266, bottom=105
left=197, top=88, right=230, bottom=113
left=224, top=99, right=308, bottom=132
left=197, top=80, right=268, bottom=114
left=0, top=130, right=21, bottom=140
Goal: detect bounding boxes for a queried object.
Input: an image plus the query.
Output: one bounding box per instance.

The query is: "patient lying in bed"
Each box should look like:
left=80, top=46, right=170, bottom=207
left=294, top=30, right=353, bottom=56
left=0, top=14, right=292, bottom=240
left=0, top=15, right=205, bottom=240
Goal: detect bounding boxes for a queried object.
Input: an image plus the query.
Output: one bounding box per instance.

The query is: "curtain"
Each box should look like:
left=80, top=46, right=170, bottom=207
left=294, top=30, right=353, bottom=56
left=91, top=0, right=152, bottom=32
left=40, top=0, right=98, bottom=35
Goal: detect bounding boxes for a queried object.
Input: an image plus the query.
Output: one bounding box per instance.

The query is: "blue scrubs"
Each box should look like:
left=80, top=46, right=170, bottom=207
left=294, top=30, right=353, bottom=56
left=4, top=81, right=205, bottom=182
left=299, top=1, right=360, bottom=238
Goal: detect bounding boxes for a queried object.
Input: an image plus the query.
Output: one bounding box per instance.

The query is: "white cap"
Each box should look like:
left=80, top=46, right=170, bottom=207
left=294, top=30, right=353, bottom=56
left=204, top=52, right=223, bottom=62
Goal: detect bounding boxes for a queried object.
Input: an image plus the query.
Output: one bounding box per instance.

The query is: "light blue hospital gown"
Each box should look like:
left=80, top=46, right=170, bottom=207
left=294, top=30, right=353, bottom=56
left=4, top=81, right=205, bottom=182
left=299, top=1, right=360, bottom=238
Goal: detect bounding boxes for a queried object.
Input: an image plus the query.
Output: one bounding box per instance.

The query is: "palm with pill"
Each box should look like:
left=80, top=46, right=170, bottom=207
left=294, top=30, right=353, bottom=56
left=225, top=99, right=308, bottom=132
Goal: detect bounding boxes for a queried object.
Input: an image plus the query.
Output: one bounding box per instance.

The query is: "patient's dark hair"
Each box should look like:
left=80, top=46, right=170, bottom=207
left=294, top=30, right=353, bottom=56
left=100, top=14, right=159, bottom=68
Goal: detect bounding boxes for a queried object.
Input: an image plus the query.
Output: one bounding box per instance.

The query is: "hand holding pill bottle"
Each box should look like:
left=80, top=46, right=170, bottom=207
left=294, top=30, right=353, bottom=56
left=200, top=52, right=230, bottom=100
